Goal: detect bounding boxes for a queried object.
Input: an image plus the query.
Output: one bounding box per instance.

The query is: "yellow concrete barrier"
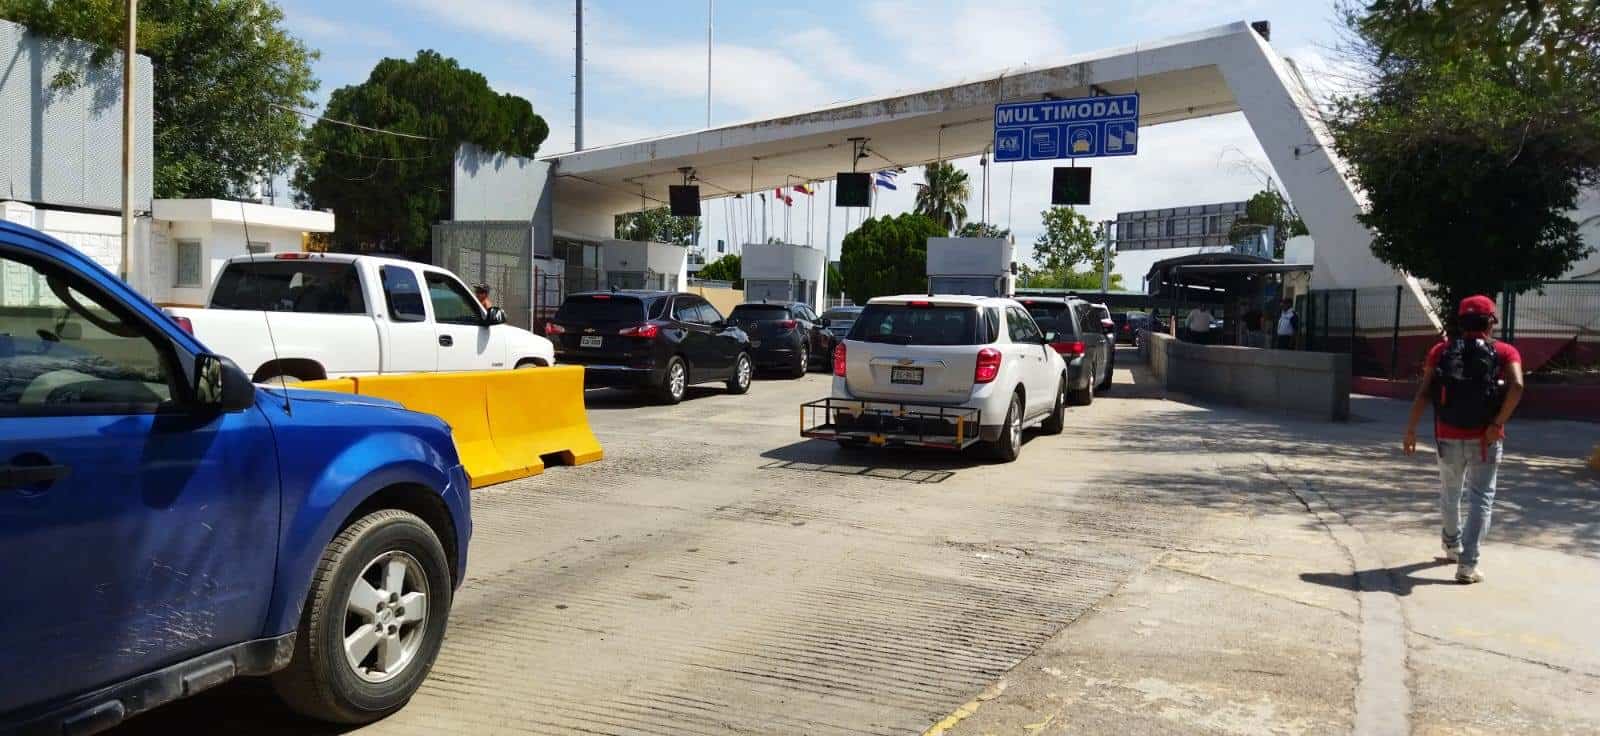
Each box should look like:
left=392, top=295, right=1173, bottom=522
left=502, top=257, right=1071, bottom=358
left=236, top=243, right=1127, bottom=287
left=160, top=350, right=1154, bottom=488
left=296, top=367, right=602, bottom=488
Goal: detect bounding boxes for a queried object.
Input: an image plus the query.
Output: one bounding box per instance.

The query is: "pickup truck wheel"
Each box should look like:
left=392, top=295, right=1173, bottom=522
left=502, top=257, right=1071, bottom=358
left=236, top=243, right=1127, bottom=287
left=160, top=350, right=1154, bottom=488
left=984, top=393, right=1023, bottom=462
left=259, top=374, right=303, bottom=385
left=272, top=509, right=452, bottom=725
left=657, top=356, right=688, bottom=404
left=1040, top=376, right=1067, bottom=435
left=727, top=352, right=754, bottom=394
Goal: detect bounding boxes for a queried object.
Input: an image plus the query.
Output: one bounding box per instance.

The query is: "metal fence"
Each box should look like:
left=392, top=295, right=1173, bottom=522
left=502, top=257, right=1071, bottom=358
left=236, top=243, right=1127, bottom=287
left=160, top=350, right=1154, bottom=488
left=433, top=222, right=534, bottom=330
left=1304, top=281, right=1600, bottom=379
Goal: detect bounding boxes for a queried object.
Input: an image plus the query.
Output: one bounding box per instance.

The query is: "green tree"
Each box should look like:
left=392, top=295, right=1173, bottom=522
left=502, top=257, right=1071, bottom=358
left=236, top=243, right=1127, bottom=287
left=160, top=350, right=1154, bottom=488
left=825, top=262, right=844, bottom=297
left=838, top=213, right=944, bottom=303
left=913, top=162, right=971, bottom=235
left=1017, top=265, right=1122, bottom=291
left=1032, top=207, right=1103, bottom=273
left=1329, top=2, right=1596, bottom=311
left=0, top=0, right=319, bottom=198
left=295, top=50, right=548, bottom=258
left=956, top=221, right=1011, bottom=239
left=615, top=207, right=700, bottom=246
left=697, top=254, right=742, bottom=287
left=1227, top=189, right=1307, bottom=258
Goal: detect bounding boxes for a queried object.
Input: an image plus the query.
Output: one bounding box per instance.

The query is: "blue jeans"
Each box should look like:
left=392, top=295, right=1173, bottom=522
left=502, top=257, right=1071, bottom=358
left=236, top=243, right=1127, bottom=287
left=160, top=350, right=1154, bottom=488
left=1437, top=438, right=1502, bottom=566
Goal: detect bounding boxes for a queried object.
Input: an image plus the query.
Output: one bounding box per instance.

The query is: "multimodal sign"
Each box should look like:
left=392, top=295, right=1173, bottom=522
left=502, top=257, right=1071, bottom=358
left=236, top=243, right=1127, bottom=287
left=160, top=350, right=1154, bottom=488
left=993, top=92, right=1140, bottom=162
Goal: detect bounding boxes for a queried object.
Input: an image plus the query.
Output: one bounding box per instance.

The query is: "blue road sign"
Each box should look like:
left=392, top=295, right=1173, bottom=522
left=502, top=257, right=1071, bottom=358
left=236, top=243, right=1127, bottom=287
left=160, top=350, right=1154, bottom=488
left=993, top=93, right=1139, bottom=162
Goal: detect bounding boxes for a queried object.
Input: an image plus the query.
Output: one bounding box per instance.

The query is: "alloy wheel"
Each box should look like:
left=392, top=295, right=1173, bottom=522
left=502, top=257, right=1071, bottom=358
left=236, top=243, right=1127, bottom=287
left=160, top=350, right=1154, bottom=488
left=343, top=551, right=429, bottom=684
left=670, top=361, right=687, bottom=400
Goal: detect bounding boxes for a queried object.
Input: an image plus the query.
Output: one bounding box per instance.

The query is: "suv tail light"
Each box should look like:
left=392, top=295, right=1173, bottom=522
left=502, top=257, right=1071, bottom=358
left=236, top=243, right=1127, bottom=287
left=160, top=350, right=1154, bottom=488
left=833, top=343, right=847, bottom=377
left=620, top=323, right=660, bottom=339
left=975, top=347, right=1002, bottom=384
left=778, top=319, right=797, bottom=330
left=1051, top=340, right=1086, bottom=356
left=172, top=315, right=194, bottom=335
left=544, top=322, right=566, bottom=336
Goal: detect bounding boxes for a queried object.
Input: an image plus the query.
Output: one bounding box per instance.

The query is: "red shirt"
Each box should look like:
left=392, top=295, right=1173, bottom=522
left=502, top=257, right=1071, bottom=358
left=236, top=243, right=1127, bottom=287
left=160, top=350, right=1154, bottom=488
left=1423, top=336, right=1521, bottom=440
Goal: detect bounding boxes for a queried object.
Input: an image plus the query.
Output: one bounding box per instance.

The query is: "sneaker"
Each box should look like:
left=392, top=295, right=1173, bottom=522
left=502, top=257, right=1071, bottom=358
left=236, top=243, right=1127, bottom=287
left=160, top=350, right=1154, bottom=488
left=1456, top=563, right=1483, bottom=584
left=1442, top=542, right=1462, bottom=563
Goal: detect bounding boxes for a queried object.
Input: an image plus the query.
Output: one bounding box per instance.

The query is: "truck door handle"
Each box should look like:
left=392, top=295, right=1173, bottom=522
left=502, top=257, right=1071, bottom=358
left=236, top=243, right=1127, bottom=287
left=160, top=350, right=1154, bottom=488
left=1, top=463, right=71, bottom=490
left=438, top=335, right=453, bottom=347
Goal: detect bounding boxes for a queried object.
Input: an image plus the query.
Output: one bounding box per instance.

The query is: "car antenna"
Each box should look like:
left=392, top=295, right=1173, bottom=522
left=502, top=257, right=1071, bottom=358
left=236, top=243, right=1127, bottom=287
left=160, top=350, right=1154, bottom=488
left=239, top=198, right=292, bottom=415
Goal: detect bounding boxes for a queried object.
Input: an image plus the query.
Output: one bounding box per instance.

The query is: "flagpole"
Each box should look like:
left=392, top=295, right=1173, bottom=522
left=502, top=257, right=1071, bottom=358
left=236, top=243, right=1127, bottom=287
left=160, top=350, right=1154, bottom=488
left=826, top=180, right=833, bottom=261
left=808, top=185, right=814, bottom=247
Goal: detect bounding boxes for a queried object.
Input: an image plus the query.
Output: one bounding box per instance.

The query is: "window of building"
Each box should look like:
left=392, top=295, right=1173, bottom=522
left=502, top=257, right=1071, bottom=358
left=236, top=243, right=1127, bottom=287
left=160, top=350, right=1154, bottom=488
left=246, top=241, right=269, bottom=255
left=174, top=239, right=202, bottom=288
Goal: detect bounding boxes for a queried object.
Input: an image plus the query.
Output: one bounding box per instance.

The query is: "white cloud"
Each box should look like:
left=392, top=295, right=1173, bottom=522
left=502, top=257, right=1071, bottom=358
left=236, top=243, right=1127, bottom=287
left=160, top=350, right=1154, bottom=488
left=290, top=12, right=401, bottom=49
left=865, top=0, right=1070, bottom=78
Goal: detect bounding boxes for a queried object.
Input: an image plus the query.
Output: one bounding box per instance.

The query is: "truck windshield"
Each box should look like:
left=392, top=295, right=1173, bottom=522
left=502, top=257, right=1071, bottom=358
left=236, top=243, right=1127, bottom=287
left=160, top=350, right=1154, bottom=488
left=211, top=261, right=366, bottom=315
left=849, top=305, right=979, bottom=345
left=555, top=295, right=646, bottom=323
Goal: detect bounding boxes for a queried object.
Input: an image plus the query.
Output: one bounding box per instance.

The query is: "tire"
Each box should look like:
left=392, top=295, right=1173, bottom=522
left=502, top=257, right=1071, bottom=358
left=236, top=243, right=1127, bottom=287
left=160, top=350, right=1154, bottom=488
left=657, top=356, right=688, bottom=404
left=727, top=352, right=754, bottom=394
left=985, top=392, right=1024, bottom=462
left=515, top=359, right=546, bottom=369
left=1040, top=376, right=1066, bottom=435
left=790, top=344, right=809, bottom=378
left=258, top=374, right=304, bottom=386
left=1096, top=352, right=1114, bottom=393
left=1069, top=361, right=1095, bottom=406
left=272, top=509, right=452, bottom=725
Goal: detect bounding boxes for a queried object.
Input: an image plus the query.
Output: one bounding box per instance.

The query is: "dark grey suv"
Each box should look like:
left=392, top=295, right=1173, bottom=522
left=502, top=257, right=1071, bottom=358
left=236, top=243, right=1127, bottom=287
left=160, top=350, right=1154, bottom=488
left=1018, top=297, right=1114, bottom=404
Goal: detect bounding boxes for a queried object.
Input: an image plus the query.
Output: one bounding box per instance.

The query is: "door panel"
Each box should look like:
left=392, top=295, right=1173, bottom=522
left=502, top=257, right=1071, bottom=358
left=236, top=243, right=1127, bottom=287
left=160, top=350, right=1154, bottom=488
left=1007, top=307, right=1051, bottom=416
left=377, top=265, right=436, bottom=372
left=0, top=249, right=279, bottom=713
left=426, top=272, right=502, bottom=371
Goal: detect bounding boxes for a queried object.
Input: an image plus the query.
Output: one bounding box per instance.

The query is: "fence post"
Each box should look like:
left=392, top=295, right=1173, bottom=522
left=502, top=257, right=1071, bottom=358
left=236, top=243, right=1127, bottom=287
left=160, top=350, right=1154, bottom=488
left=1350, top=289, right=1358, bottom=359
left=1390, top=284, right=1402, bottom=379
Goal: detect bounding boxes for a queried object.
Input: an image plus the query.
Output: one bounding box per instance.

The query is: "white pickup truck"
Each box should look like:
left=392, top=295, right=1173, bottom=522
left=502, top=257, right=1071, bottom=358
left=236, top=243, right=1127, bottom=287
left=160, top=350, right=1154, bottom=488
left=168, top=252, right=554, bottom=383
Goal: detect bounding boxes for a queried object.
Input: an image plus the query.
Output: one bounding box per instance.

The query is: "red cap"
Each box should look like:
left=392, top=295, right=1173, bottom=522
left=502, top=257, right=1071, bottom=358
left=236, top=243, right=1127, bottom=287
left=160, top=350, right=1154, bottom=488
left=1458, top=295, right=1496, bottom=317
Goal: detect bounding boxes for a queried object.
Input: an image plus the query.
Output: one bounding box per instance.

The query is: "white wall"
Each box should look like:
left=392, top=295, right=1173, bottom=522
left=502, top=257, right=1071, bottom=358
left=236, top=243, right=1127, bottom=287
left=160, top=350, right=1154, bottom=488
left=153, top=220, right=306, bottom=306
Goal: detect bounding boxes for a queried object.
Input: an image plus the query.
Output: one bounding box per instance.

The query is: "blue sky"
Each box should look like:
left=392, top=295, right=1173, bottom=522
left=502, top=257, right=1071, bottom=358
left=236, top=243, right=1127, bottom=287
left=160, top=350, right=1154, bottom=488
left=277, top=0, right=1348, bottom=261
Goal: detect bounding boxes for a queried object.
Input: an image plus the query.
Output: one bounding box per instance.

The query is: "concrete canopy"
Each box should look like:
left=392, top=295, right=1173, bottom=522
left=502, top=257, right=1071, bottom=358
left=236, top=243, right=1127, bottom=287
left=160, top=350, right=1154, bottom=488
left=544, top=21, right=1424, bottom=308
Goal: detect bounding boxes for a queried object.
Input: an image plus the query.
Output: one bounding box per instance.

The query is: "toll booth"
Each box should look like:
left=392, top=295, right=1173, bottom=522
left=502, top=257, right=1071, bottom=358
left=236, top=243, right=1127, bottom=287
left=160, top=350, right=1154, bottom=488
left=927, top=237, right=1015, bottom=297
left=740, top=242, right=827, bottom=306
left=601, top=239, right=689, bottom=292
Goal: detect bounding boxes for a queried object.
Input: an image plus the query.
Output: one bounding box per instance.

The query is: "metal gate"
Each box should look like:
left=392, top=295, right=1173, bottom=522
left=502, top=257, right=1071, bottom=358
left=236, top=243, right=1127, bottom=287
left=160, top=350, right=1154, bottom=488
left=432, top=221, right=533, bottom=329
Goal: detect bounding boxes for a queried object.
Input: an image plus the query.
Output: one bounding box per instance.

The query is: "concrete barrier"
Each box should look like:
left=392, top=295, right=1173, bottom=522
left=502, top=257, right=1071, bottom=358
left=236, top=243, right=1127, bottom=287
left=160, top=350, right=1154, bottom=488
left=1156, top=336, right=1351, bottom=421
left=1147, top=332, right=1172, bottom=384
left=297, top=367, right=603, bottom=488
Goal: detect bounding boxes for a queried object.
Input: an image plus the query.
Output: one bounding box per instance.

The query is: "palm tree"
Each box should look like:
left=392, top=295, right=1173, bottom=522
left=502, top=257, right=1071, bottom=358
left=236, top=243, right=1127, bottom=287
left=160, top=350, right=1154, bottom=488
left=914, top=162, right=971, bottom=234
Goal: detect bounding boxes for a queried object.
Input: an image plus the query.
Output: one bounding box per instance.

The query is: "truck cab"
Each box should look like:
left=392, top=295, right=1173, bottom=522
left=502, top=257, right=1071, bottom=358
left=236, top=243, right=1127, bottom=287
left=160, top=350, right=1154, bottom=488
left=0, top=222, right=472, bottom=733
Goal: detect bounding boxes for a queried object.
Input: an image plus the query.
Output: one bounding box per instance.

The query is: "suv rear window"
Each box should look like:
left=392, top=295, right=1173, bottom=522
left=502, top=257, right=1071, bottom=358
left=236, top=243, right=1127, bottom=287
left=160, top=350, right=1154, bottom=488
left=210, top=260, right=365, bottom=314
left=849, top=304, right=981, bottom=345
left=555, top=295, right=646, bottom=323
left=729, top=304, right=790, bottom=320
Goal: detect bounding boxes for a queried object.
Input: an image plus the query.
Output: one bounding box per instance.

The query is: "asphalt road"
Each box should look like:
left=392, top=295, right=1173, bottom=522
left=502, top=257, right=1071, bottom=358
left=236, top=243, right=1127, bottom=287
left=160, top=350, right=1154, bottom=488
left=119, top=349, right=1190, bottom=735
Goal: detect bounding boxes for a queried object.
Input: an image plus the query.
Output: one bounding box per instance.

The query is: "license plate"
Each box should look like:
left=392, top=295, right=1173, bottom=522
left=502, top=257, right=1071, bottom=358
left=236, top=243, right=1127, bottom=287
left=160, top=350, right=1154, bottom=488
left=580, top=335, right=603, bottom=349
left=890, top=366, right=924, bottom=385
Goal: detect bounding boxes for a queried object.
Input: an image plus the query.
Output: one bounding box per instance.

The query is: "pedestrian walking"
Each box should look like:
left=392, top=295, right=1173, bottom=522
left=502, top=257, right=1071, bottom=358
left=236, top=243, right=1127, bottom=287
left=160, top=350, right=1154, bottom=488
left=1274, top=298, right=1298, bottom=349
left=1184, top=306, right=1213, bottom=345
left=1402, top=295, right=1525, bottom=584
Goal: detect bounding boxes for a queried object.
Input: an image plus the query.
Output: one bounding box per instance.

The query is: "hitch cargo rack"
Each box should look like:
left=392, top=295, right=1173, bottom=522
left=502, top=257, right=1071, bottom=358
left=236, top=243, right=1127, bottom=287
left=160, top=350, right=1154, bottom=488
left=800, top=398, right=982, bottom=450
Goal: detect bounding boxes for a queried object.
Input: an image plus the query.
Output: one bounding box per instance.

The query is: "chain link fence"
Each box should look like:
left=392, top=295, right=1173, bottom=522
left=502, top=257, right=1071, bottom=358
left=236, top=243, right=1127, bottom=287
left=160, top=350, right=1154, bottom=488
left=432, top=222, right=533, bottom=330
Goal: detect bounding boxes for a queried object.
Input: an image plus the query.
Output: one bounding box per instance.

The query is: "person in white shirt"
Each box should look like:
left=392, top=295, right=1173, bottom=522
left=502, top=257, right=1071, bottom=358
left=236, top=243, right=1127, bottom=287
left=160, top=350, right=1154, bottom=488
left=1276, top=298, right=1298, bottom=349
left=1185, top=307, right=1213, bottom=344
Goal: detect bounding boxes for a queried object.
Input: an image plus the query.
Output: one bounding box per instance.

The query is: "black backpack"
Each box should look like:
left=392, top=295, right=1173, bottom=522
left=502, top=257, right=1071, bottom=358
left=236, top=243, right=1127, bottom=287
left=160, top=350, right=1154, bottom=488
left=1431, top=337, right=1505, bottom=429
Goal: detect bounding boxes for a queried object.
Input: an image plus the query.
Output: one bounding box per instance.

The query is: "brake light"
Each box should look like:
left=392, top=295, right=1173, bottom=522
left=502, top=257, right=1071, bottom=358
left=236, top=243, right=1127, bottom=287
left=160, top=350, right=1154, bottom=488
left=592, top=294, right=611, bottom=300
left=544, top=322, right=565, bottom=336
left=1051, top=340, right=1086, bottom=356
left=975, top=347, right=1002, bottom=383
left=273, top=252, right=312, bottom=260
left=620, top=323, right=660, bottom=339
left=778, top=319, right=797, bottom=330
left=172, top=315, right=194, bottom=335
left=833, top=342, right=847, bottom=377
left=908, top=300, right=933, bottom=308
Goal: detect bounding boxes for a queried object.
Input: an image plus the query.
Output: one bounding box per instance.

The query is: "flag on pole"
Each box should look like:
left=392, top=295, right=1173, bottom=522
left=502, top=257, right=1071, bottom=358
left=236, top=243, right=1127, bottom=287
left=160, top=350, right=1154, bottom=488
left=775, top=187, right=793, bottom=206
left=874, top=170, right=898, bottom=190
left=794, top=183, right=814, bottom=196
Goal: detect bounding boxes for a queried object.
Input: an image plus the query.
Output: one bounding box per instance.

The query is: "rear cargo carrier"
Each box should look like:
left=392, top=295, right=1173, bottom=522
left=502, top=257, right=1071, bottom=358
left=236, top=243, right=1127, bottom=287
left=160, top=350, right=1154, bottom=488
left=801, top=398, right=982, bottom=450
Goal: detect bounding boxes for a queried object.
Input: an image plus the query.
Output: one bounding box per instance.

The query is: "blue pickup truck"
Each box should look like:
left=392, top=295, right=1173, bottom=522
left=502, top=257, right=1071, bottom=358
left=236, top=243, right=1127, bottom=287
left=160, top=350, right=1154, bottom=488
left=0, top=222, right=472, bottom=733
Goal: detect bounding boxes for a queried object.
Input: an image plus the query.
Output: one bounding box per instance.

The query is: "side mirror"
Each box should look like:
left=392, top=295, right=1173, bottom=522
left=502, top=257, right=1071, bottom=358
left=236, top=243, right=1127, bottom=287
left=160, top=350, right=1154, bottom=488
left=819, top=318, right=832, bottom=327
left=1042, top=331, right=1059, bottom=343
left=713, top=320, right=728, bottom=330
left=194, top=353, right=256, bottom=412
left=484, top=306, right=507, bottom=326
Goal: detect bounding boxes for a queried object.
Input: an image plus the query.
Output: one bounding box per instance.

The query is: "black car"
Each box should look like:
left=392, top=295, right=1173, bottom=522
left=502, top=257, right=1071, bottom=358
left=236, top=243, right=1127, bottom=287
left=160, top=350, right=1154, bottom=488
left=727, top=301, right=833, bottom=378
left=547, top=290, right=754, bottom=404
left=1114, top=311, right=1150, bottom=345
left=1018, top=297, right=1114, bottom=403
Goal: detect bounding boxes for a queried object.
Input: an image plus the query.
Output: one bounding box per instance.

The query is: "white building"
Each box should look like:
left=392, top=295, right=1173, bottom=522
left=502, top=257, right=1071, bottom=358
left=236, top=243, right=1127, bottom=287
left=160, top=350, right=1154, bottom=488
left=148, top=199, right=336, bottom=306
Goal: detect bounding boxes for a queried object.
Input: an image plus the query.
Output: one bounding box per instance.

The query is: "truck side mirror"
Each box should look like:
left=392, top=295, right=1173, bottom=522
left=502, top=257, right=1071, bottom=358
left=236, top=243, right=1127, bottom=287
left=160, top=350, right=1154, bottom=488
left=194, top=353, right=256, bottom=412
left=484, top=306, right=507, bottom=326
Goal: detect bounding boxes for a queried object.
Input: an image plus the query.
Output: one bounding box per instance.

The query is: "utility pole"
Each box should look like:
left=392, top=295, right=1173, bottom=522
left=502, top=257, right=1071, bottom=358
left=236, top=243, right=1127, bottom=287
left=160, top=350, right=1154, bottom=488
left=705, top=0, right=713, bottom=128
left=1100, top=219, right=1114, bottom=293
left=574, top=0, right=584, bottom=151
left=119, top=0, right=137, bottom=284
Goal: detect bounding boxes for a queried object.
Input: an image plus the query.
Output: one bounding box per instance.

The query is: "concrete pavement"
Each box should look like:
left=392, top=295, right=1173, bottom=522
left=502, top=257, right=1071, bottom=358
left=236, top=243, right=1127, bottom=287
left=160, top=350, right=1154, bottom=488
left=113, top=350, right=1599, bottom=735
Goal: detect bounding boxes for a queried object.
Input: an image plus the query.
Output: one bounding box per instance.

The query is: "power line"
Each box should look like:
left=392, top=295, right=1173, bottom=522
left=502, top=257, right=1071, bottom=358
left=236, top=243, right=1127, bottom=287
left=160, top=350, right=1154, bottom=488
left=271, top=103, right=434, bottom=140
